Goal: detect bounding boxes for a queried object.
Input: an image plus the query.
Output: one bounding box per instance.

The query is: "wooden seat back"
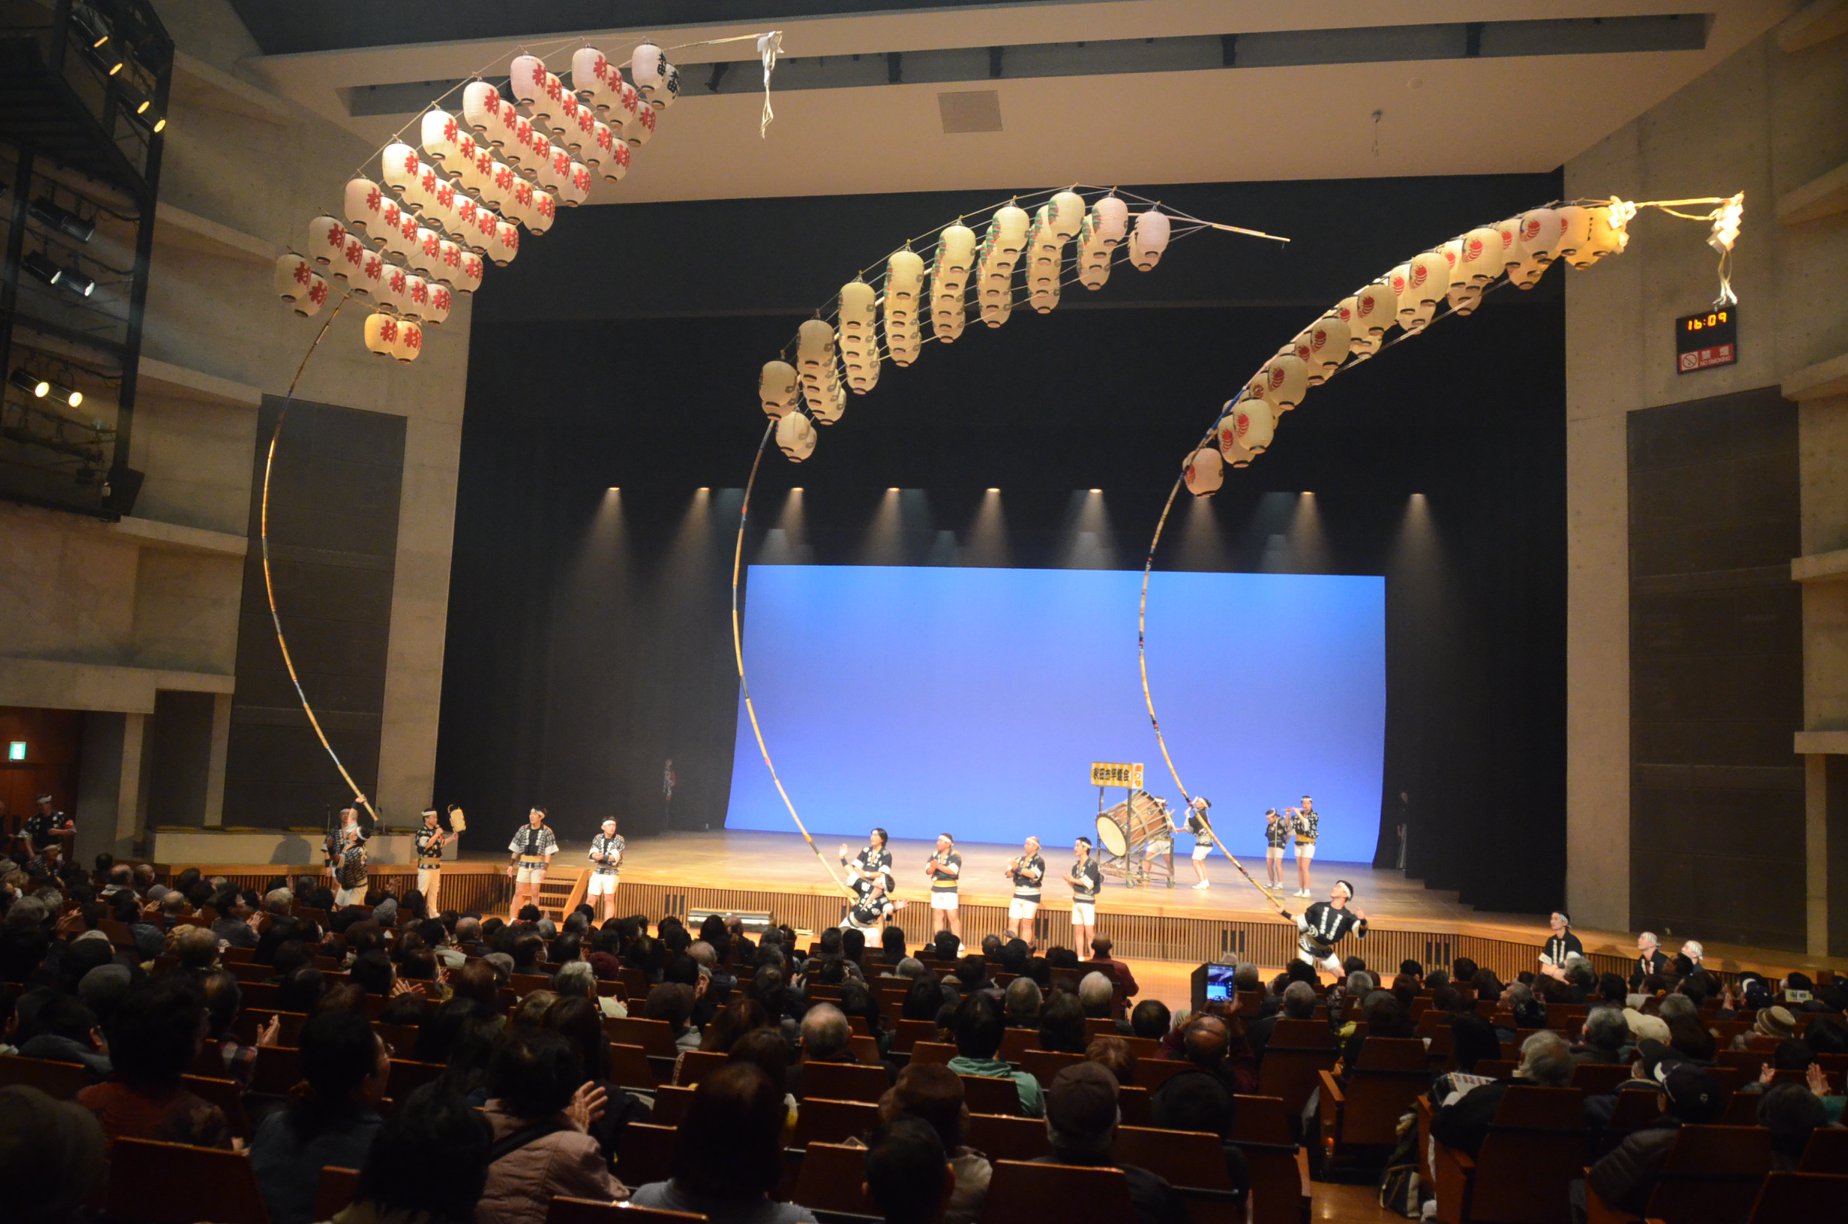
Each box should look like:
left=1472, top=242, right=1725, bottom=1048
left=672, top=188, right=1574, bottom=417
left=798, top=1060, right=888, bottom=1103
left=910, top=1040, right=956, bottom=1066
left=1133, top=1056, right=1195, bottom=1092
left=1019, top=1048, right=1083, bottom=1084
left=181, top=1074, right=253, bottom=1140
left=1230, top=1093, right=1294, bottom=1145
left=313, top=1166, right=360, bottom=1222
left=1239, top=1139, right=1311, bottom=1224
left=791, top=1141, right=869, bottom=1215
left=997, top=1026, right=1037, bottom=1063
left=1114, top=1124, right=1232, bottom=1190
left=1257, top=1030, right=1336, bottom=1120
left=248, top=1044, right=303, bottom=1096
left=0, top=1056, right=89, bottom=1099
left=979, top=1159, right=1134, bottom=1224
left=1570, top=1063, right=1630, bottom=1095
left=650, top=1083, right=695, bottom=1126
left=547, top=1197, right=707, bottom=1223
left=966, top=1112, right=1047, bottom=1163
left=614, top=1121, right=679, bottom=1186
left=889, top=1018, right=937, bottom=1053
left=792, top=1097, right=879, bottom=1148
left=1118, top=1084, right=1152, bottom=1127
left=105, top=1137, right=269, bottom=1224
left=1642, top=1125, right=1774, bottom=1224
left=958, top=1073, right=1022, bottom=1116
left=673, top=1049, right=727, bottom=1086
left=1799, top=1124, right=1848, bottom=1173
left=385, top=1058, right=445, bottom=1099
left=1442, top=1087, right=1586, bottom=1224
left=603, top=1016, right=677, bottom=1058
left=607, top=1041, right=656, bottom=1090
left=1744, top=1171, right=1848, bottom=1223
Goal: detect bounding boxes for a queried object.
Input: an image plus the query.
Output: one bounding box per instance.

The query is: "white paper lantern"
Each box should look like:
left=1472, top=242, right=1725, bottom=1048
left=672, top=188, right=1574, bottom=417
left=1521, top=207, right=1564, bottom=268
left=411, top=226, right=441, bottom=276
left=885, top=250, right=925, bottom=314
left=631, top=43, right=680, bottom=109
left=1236, top=397, right=1278, bottom=453
left=452, top=194, right=484, bottom=252
left=1446, top=278, right=1484, bottom=316
left=583, top=55, right=625, bottom=117
left=1402, top=251, right=1452, bottom=331
left=360, top=251, right=387, bottom=299
left=275, top=251, right=312, bottom=306
left=477, top=159, right=513, bottom=211
left=454, top=250, right=484, bottom=294
left=1496, top=216, right=1545, bottom=289
left=371, top=198, right=406, bottom=261
left=1216, top=415, right=1255, bottom=468
left=342, top=177, right=386, bottom=244
left=378, top=264, right=408, bottom=315
left=401, top=274, right=429, bottom=320
left=1293, top=316, right=1349, bottom=383
left=842, top=348, right=880, bottom=395
left=424, top=282, right=453, bottom=327
left=931, top=285, right=967, bottom=343
left=381, top=143, right=423, bottom=204
left=363, top=312, right=398, bottom=357
left=306, top=216, right=346, bottom=265
left=462, top=82, right=506, bottom=144
left=1184, top=447, right=1224, bottom=496
left=988, top=205, right=1029, bottom=261
left=555, top=93, right=583, bottom=150
left=392, top=209, right=420, bottom=266
left=1258, top=353, right=1310, bottom=409
left=979, top=293, right=1014, bottom=329
left=572, top=104, right=597, bottom=156
left=887, top=332, right=922, bottom=367
left=810, top=377, right=847, bottom=424
left=1458, top=226, right=1504, bottom=285
left=1554, top=206, right=1594, bottom=265
left=390, top=318, right=424, bottom=363
left=1129, top=209, right=1171, bottom=271
left=303, top=272, right=329, bottom=316
left=624, top=101, right=655, bottom=148
left=560, top=163, right=591, bottom=209
left=571, top=47, right=610, bottom=103
left=600, top=141, right=631, bottom=184
left=1353, top=281, right=1397, bottom=337
left=510, top=55, right=549, bottom=112
left=1047, top=190, right=1086, bottom=240
left=839, top=280, right=877, bottom=338
left=759, top=360, right=801, bottom=417
left=420, top=109, right=464, bottom=165
left=1029, top=279, right=1061, bottom=314
left=1436, top=236, right=1464, bottom=278
left=490, top=221, right=519, bottom=266
left=528, top=189, right=558, bottom=235
left=584, top=120, right=611, bottom=167
left=332, top=235, right=367, bottom=288
left=776, top=411, right=816, bottom=462
left=798, top=318, right=837, bottom=370
left=1077, top=258, right=1111, bottom=291
left=1086, top=195, right=1129, bottom=248
left=1384, top=262, right=1413, bottom=320
left=1572, top=203, right=1628, bottom=268
left=612, top=78, right=642, bottom=135
left=934, top=223, right=976, bottom=286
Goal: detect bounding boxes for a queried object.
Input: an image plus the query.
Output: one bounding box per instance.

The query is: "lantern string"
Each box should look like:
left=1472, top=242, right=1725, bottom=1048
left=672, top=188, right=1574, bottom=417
left=257, top=289, right=386, bottom=829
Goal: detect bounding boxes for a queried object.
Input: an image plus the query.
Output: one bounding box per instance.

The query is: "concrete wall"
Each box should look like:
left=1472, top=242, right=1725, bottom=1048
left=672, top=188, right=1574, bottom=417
left=1565, top=21, right=1848, bottom=950
left=0, top=0, right=470, bottom=865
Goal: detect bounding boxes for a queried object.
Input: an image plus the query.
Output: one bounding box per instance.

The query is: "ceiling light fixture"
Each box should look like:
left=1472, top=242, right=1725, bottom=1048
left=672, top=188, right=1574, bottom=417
left=28, top=196, right=95, bottom=242
left=58, top=265, right=97, bottom=297
left=22, top=250, right=62, bottom=286
left=10, top=369, right=51, bottom=398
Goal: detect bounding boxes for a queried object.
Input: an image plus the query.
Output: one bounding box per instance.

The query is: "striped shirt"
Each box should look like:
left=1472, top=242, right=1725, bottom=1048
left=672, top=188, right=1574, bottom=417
left=929, top=850, right=962, bottom=893
left=588, top=834, right=625, bottom=874
left=509, top=824, right=559, bottom=858
left=1070, top=858, right=1102, bottom=901
left=1008, top=854, right=1046, bottom=901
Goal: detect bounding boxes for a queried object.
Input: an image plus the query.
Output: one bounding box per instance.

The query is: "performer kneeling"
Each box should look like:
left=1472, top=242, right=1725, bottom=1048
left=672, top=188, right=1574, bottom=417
left=924, top=832, right=963, bottom=942
left=1004, top=836, right=1046, bottom=948
left=506, top=806, right=557, bottom=916
left=1538, top=910, right=1584, bottom=982
left=1069, top=836, right=1103, bottom=950
left=587, top=817, right=625, bottom=922
left=1281, top=878, right=1368, bottom=978
left=842, top=872, right=905, bottom=931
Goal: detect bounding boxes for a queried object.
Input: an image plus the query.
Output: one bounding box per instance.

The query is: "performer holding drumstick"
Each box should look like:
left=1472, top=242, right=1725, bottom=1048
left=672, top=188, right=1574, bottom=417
left=1003, top=836, right=1046, bottom=948
left=1068, top=836, right=1103, bottom=949
left=1168, top=795, right=1216, bottom=890
left=923, top=832, right=963, bottom=943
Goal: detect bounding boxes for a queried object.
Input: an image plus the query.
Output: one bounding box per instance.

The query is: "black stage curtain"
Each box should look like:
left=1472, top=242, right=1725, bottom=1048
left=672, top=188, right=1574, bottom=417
left=438, top=174, right=1565, bottom=914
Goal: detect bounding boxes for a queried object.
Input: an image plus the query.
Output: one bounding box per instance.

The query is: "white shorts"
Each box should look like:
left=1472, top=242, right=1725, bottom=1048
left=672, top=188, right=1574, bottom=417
left=1296, top=944, right=1342, bottom=974
left=416, top=866, right=440, bottom=889
left=1295, top=842, right=1316, bottom=860
left=587, top=871, right=619, bottom=897
left=1071, top=902, right=1096, bottom=926
left=930, top=892, right=960, bottom=912
left=842, top=916, right=881, bottom=932
left=1192, top=844, right=1212, bottom=861
left=334, top=884, right=365, bottom=908
left=514, top=861, right=548, bottom=885
left=1009, top=898, right=1039, bottom=921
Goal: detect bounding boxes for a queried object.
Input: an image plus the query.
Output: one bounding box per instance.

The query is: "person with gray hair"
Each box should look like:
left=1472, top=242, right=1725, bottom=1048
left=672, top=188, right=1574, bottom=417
left=174, top=924, right=219, bottom=971
left=454, top=915, right=482, bottom=948
left=3, top=895, right=49, bottom=928
left=263, top=888, right=294, bottom=916
left=1432, top=1031, right=1574, bottom=1158
left=1004, top=976, right=1043, bottom=1028
left=1630, top=931, right=1668, bottom=990
left=790, top=1002, right=860, bottom=1100
left=1575, top=1007, right=1630, bottom=1064
left=553, top=960, right=598, bottom=1001
left=1036, top=1063, right=1184, bottom=1223
left=1677, top=940, right=1704, bottom=969
left=1233, top=963, right=1261, bottom=992
left=1656, top=994, right=1697, bottom=1026
left=1344, top=970, right=1375, bottom=998
left=1077, top=972, right=1115, bottom=1019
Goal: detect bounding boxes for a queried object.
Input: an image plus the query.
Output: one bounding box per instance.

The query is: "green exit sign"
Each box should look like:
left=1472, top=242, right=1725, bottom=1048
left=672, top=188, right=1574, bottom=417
left=6, top=741, right=25, bottom=762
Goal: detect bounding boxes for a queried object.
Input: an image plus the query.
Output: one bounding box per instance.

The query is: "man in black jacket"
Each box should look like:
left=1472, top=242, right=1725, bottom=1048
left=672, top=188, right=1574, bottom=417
left=1576, top=1063, right=1721, bottom=1221
left=1628, top=932, right=1668, bottom=991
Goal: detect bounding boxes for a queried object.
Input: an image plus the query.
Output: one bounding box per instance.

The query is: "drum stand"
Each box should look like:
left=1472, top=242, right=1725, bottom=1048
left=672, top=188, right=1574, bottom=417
left=1095, top=786, right=1177, bottom=890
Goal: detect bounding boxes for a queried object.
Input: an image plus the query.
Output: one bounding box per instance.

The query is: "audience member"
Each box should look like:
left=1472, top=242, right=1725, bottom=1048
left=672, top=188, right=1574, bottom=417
left=874, top=1063, right=990, bottom=1223
left=1583, top=1064, right=1723, bottom=1216
left=1035, top=1063, right=1184, bottom=1224
left=1149, top=1065, right=1250, bottom=1203
left=945, top=992, right=1043, bottom=1117
left=1037, top=990, right=1088, bottom=1055
left=0, top=1085, right=106, bottom=1224
left=864, top=1116, right=954, bottom=1224
left=1431, top=1031, right=1574, bottom=1157
left=344, top=1083, right=492, bottom=1224
left=477, top=1032, right=626, bottom=1223
left=76, top=975, right=229, bottom=1148
left=630, top=1063, right=817, bottom=1223
left=250, top=1007, right=388, bottom=1224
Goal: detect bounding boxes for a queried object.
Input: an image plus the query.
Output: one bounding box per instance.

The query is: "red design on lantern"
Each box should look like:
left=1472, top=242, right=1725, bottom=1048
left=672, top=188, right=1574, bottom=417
left=421, top=168, right=437, bottom=194
left=459, top=134, right=475, bottom=160
left=515, top=181, right=533, bottom=206
left=325, top=223, right=347, bottom=248
left=640, top=108, right=656, bottom=134
left=389, top=269, right=407, bottom=294
left=478, top=211, right=497, bottom=236
left=443, top=118, right=458, bottom=143
left=293, top=261, right=312, bottom=286
left=573, top=166, right=590, bottom=192
left=495, top=166, right=513, bottom=191
left=465, top=255, right=482, bottom=278
left=436, top=184, right=455, bottom=208
left=423, top=232, right=440, bottom=256
left=345, top=238, right=364, bottom=266
left=406, top=326, right=422, bottom=351
left=553, top=151, right=570, bottom=176
left=613, top=144, right=630, bottom=167
left=538, top=195, right=555, bottom=218
left=458, top=198, right=478, bottom=224
left=364, top=255, right=383, bottom=282
left=411, top=279, right=429, bottom=305
left=402, top=150, right=419, bottom=175
left=309, top=280, right=329, bottom=305
left=434, top=287, right=452, bottom=310
left=546, top=75, right=563, bottom=103
left=444, top=244, right=461, bottom=268
left=382, top=201, right=401, bottom=227
left=366, top=186, right=382, bottom=211
left=380, top=318, right=399, bottom=343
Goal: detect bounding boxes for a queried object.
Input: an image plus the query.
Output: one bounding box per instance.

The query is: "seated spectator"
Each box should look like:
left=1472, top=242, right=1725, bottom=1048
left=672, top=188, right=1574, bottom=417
left=210, top=891, right=260, bottom=949
left=1178, top=1013, right=1256, bottom=1094
left=1035, top=1063, right=1184, bottom=1224
left=251, top=1007, right=388, bottom=1224
left=1037, top=990, right=1088, bottom=1056
left=342, top=1083, right=492, bottom=1224
left=1087, top=1035, right=1135, bottom=1085
left=872, top=1063, right=990, bottom=1224
left=931, top=930, right=960, bottom=964
left=879, top=925, right=908, bottom=968
left=173, top=925, right=218, bottom=972
left=1128, top=999, right=1170, bottom=1042
left=543, top=994, right=650, bottom=1161
left=631, top=1062, right=816, bottom=1223
left=954, top=954, right=991, bottom=996
left=1583, top=1064, right=1722, bottom=1216
left=200, top=969, right=274, bottom=1088
left=1002, top=976, right=1042, bottom=1029
left=1077, top=972, right=1115, bottom=1020
left=946, top=992, right=1043, bottom=1117
left=77, top=975, right=229, bottom=1148
left=1247, top=981, right=1315, bottom=1065
left=904, top=974, right=947, bottom=1024
left=0, top=1084, right=107, bottom=1224
left=698, top=997, right=773, bottom=1057
left=1431, top=1031, right=1573, bottom=1158
left=1150, top=1065, right=1250, bottom=1204
left=864, top=1116, right=955, bottom=1224
left=791, top=1002, right=859, bottom=1098
left=1086, top=938, right=1139, bottom=1016
left=1573, top=1006, right=1630, bottom=1065
left=478, top=1032, right=625, bottom=1224
left=1758, top=1081, right=1828, bottom=1169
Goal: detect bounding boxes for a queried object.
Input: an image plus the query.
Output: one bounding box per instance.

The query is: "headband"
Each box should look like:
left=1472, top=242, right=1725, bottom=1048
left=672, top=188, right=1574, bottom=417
left=1334, top=878, right=1356, bottom=897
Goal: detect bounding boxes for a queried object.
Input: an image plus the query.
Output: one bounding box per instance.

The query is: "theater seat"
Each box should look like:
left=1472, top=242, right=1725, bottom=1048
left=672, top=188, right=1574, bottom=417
left=615, top=1121, right=679, bottom=1186
left=1432, top=1085, right=1584, bottom=1224
left=314, top=1166, right=360, bottom=1221
left=0, top=1056, right=89, bottom=1100
left=1316, top=1037, right=1429, bottom=1170
left=105, top=1137, right=269, bottom=1224
left=1742, top=1171, right=1848, bottom=1223
left=979, top=1159, right=1134, bottom=1224
left=791, top=1141, right=869, bottom=1215
left=1114, top=1124, right=1234, bottom=1191
left=547, top=1197, right=708, bottom=1223
left=966, top=1112, right=1048, bottom=1163
left=1800, top=1125, right=1848, bottom=1173
left=792, top=1097, right=879, bottom=1148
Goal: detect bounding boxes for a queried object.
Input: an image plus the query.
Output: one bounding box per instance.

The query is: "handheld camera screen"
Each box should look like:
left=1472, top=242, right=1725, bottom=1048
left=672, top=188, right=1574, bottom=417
left=1203, top=963, right=1237, bottom=1002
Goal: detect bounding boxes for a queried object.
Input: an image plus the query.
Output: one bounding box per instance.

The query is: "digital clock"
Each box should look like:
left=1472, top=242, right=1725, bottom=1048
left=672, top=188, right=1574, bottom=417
left=1674, top=306, right=1738, bottom=374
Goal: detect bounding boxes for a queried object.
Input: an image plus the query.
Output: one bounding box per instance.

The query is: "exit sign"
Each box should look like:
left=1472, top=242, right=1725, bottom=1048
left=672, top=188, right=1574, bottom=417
left=1675, top=306, right=1737, bottom=374
left=6, top=741, right=25, bottom=762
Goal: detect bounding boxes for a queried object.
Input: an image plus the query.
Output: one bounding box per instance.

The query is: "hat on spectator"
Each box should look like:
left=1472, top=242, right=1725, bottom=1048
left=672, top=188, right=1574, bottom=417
left=131, top=924, right=165, bottom=962
left=1784, top=972, right=1814, bottom=1003
left=1045, top=1061, right=1120, bottom=1139
left=35, top=793, right=52, bottom=803
left=1623, top=1009, right=1671, bottom=1045
left=1755, top=1005, right=1797, bottom=1040
left=145, top=883, right=169, bottom=901
left=0, top=1084, right=106, bottom=1221
left=1660, top=1064, right=1721, bottom=1121
left=1634, top=1038, right=1683, bottom=1082
left=78, top=963, right=131, bottom=1013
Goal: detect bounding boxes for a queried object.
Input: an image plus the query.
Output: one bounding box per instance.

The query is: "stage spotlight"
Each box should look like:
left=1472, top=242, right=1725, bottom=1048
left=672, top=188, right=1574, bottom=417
left=108, top=59, right=123, bottom=75
left=697, top=486, right=710, bottom=492
left=152, top=116, right=166, bottom=133
left=608, top=486, right=620, bottom=492
left=22, top=250, right=62, bottom=287
left=28, top=197, right=96, bottom=242
left=57, top=265, right=96, bottom=297
left=790, top=486, right=803, bottom=493
left=986, top=487, right=1000, bottom=493
left=60, top=382, right=83, bottom=408
left=1088, top=487, right=1102, bottom=494
left=10, top=369, right=51, bottom=398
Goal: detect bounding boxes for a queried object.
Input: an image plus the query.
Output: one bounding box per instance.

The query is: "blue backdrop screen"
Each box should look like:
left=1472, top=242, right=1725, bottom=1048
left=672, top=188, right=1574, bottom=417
left=726, top=565, right=1385, bottom=862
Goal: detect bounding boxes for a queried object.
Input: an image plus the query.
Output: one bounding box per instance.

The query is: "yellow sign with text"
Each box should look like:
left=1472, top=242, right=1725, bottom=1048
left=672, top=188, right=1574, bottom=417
left=1090, top=761, right=1144, bottom=789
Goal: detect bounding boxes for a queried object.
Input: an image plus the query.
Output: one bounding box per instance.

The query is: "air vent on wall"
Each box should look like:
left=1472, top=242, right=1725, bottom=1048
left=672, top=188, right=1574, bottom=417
left=939, top=89, right=1002, bottom=134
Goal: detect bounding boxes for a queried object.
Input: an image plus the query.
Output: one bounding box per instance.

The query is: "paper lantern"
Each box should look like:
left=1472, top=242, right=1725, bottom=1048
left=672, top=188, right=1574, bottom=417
left=1571, top=202, right=1628, bottom=268
left=988, top=205, right=1029, bottom=261
left=392, top=210, right=420, bottom=266
left=1496, top=216, right=1545, bottom=289
left=631, top=43, right=680, bottom=109
left=462, top=81, right=505, bottom=143
left=510, top=55, right=549, bottom=111
left=583, top=120, right=611, bottom=167
left=275, top=252, right=313, bottom=307
left=1554, top=205, right=1593, bottom=264
left=555, top=93, right=583, bottom=150
left=759, top=360, right=801, bottom=417
left=934, top=223, right=976, bottom=286
left=454, top=250, right=484, bottom=294
left=806, top=362, right=845, bottom=418
left=1458, top=226, right=1504, bottom=285
left=378, top=264, right=408, bottom=316
left=344, top=177, right=386, bottom=243
left=1029, top=279, right=1061, bottom=314
left=776, top=411, right=816, bottom=462
left=363, top=312, right=399, bottom=357
left=407, top=226, right=436, bottom=277
left=887, top=332, right=922, bottom=367
left=623, top=101, right=655, bottom=148
left=303, top=272, right=329, bottom=316
left=381, top=144, right=422, bottom=206
left=490, top=221, right=519, bottom=265
left=1084, top=195, right=1129, bottom=250
left=559, top=163, right=591, bottom=209
left=1184, top=447, right=1224, bottom=496
left=477, top=159, right=513, bottom=211
left=423, top=282, right=452, bottom=327
left=1521, top=208, right=1564, bottom=268
left=1077, top=259, right=1111, bottom=291
left=390, top=318, right=424, bottom=363
left=885, top=250, right=925, bottom=313
left=1384, top=262, right=1412, bottom=322
left=527, top=189, right=558, bottom=235
left=600, top=140, right=631, bottom=184
left=979, top=293, right=1014, bottom=329
left=612, top=78, right=642, bottom=134
left=1401, top=251, right=1452, bottom=331
left=420, top=108, right=464, bottom=166
left=797, top=318, right=837, bottom=370
left=360, top=251, right=386, bottom=299
left=398, top=274, right=428, bottom=321
left=1258, top=353, right=1309, bottom=409
left=930, top=284, right=967, bottom=343
left=839, top=280, right=877, bottom=338
left=1353, top=281, right=1397, bottom=337
left=306, top=216, right=347, bottom=264
left=571, top=47, right=609, bottom=102
left=1047, top=190, right=1086, bottom=240
left=333, top=235, right=367, bottom=287
left=572, top=104, right=597, bottom=156
left=1436, top=236, right=1464, bottom=277
left=1445, top=278, right=1484, bottom=317
left=1236, top=397, right=1278, bottom=453
left=1129, top=209, right=1170, bottom=271
left=1292, top=316, right=1349, bottom=383
left=1215, top=414, right=1256, bottom=468
left=842, top=348, right=880, bottom=395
